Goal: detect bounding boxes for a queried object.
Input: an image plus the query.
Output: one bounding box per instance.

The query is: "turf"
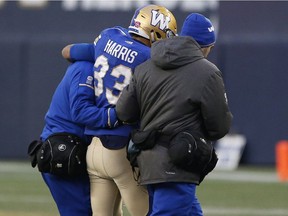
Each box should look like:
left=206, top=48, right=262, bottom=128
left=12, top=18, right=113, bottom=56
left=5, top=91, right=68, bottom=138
left=0, top=161, right=287, bottom=216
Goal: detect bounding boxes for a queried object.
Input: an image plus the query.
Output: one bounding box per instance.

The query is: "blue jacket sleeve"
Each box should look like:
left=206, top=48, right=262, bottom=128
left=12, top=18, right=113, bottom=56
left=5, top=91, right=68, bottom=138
left=69, top=61, right=118, bottom=128
left=70, top=43, right=94, bottom=62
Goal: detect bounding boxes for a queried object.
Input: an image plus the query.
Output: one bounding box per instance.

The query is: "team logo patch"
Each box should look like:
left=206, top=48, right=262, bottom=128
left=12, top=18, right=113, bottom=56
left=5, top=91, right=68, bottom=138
left=86, top=76, right=93, bottom=85
left=125, top=40, right=133, bottom=45
left=58, top=144, right=66, bottom=151
left=208, top=26, right=215, bottom=32
left=224, top=93, right=228, bottom=104
left=134, top=21, right=141, bottom=27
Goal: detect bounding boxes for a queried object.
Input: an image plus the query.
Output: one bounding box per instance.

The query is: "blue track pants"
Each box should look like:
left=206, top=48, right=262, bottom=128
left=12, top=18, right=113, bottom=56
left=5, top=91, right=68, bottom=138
left=42, top=172, right=92, bottom=216
left=147, top=182, right=203, bottom=216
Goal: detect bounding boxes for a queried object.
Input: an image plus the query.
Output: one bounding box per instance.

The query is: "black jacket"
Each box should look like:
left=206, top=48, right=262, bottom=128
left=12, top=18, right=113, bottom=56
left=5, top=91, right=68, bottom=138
left=116, top=36, right=232, bottom=185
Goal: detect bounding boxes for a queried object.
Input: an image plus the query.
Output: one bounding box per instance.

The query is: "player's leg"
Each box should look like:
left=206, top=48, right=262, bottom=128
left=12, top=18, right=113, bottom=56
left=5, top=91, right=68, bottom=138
left=89, top=175, right=122, bottom=216
left=86, top=138, right=123, bottom=216
left=42, top=172, right=92, bottom=216
left=102, top=143, right=149, bottom=216
left=147, top=182, right=203, bottom=216
left=113, top=191, right=123, bottom=216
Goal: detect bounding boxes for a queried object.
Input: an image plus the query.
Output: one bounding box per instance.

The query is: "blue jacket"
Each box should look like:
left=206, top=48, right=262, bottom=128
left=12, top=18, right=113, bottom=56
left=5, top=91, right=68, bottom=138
left=41, top=61, right=117, bottom=142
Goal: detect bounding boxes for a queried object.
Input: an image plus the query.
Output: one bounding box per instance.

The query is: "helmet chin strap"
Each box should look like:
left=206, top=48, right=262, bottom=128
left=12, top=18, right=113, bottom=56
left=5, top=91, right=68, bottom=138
left=149, top=29, right=177, bottom=45
left=150, top=31, right=155, bottom=44
left=166, top=29, right=177, bottom=38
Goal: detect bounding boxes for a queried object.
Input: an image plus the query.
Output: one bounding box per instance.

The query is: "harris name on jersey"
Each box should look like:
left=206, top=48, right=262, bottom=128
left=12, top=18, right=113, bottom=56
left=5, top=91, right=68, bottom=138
left=104, top=39, right=138, bottom=64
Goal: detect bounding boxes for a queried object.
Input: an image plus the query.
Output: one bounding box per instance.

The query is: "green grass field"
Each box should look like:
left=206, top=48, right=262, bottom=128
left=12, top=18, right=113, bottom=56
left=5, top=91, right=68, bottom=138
left=0, top=161, right=287, bottom=216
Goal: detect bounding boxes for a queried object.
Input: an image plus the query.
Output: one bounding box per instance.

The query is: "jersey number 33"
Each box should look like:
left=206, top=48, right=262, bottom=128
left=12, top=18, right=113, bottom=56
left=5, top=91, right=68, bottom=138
left=94, top=55, right=132, bottom=105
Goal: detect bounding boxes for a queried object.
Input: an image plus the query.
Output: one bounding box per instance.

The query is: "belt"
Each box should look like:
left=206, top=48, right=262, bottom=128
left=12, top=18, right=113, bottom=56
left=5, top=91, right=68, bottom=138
left=157, top=135, right=171, bottom=148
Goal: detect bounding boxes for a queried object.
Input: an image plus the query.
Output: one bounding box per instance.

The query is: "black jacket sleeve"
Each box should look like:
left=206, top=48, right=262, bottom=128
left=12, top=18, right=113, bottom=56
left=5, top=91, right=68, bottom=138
left=200, top=71, right=233, bottom=140
left=116, top=75, right=140, bottom=124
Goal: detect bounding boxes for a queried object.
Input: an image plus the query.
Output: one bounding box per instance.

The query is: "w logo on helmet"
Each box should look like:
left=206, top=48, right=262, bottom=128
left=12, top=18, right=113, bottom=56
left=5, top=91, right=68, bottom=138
left=128, top=5, right=177, bottom=43
left=150, top=10, right=171, bottom=30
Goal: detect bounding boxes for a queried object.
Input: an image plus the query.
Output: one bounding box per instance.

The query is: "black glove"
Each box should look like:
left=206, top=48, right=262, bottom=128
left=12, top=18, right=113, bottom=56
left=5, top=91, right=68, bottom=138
left=27, top=140, right=43, bottom=168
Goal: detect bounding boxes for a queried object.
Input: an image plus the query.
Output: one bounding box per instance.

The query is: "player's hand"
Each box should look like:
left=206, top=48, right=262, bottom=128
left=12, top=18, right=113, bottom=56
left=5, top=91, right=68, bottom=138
left=108, top=108, right=122, bottom=128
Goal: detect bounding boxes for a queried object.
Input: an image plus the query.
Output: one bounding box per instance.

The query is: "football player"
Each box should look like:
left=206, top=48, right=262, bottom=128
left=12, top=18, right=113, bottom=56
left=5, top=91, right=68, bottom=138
left=61, top=4, right=177, bottom=216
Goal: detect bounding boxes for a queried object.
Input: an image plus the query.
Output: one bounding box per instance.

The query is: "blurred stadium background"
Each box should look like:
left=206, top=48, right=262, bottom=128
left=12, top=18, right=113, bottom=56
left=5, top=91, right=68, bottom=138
left=1, top=0, right=288, bottom=215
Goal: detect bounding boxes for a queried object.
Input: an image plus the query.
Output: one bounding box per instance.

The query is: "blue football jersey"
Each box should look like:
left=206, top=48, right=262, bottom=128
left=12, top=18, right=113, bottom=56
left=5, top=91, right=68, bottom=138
left=85, top=26, right=150, bottom=138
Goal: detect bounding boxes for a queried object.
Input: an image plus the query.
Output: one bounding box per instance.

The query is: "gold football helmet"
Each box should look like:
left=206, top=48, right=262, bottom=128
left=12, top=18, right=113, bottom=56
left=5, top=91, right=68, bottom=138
left=128, top=4, right=177, bottom=44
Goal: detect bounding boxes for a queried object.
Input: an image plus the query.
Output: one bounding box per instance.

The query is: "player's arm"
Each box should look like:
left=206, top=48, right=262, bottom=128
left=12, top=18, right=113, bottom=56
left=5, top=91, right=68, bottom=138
left=62, top=43, right=94, bottom=63
left=69, top=62, right=118, bottom=128
left=200, top=71, right=233, bottom=140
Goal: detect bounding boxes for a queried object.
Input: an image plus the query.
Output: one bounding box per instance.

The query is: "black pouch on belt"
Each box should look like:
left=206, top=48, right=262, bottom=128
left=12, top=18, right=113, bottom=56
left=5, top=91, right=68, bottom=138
left=28, top=133, right=88, bottom=177
left=168, top=131, right=218, bottom=182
